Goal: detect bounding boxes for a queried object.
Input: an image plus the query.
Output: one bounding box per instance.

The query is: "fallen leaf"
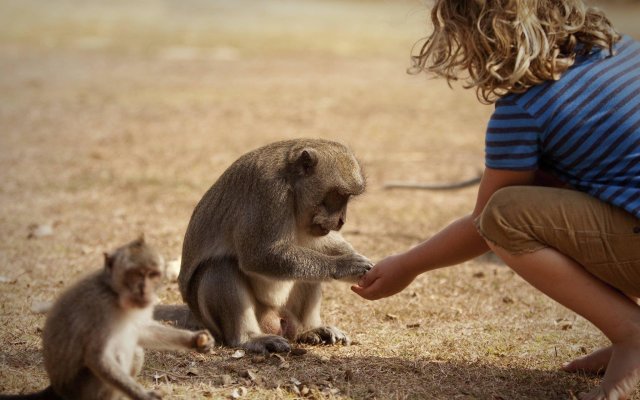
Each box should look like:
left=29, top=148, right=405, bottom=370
left=164, top=257, right=181, bottom=281
left=240, top=369, right=258, bottom=381
left=502, top=296, right=514, bottom=304
left=0, top=276, right=16, bottom=284
left=230, top=387, right=247, bottom=398
left=231, top=349, right=245, bottom=359
left=385, top=313, right=399, bottom=321
left=251, top=355, right=266, bottom=363
left=152, top=373, right=165, bottom=384
left=31, top=300, right=52, bottom=314
left=289, top=385, right=301, bottom=395
left=271, top=353, right=290, bottom=369
left=27, top=223, right=53, bottom=239
left=406, top=322, right=421, bottom=328
left=290, top=347, right=307, bottom=356
left=279, top=361, right=290, bottom=369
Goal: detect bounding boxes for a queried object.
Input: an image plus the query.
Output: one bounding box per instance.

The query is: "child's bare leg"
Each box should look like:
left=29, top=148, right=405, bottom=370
left=564, top=298, right=638, bottom=374
left=488, top=243, right=640, bottom=400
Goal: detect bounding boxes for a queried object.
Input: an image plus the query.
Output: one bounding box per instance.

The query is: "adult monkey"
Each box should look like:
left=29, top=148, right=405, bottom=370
left=177, top=138, right=372, bottom=354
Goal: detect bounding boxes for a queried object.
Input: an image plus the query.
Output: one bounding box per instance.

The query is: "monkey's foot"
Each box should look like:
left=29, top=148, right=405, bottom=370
left=243, top=334, right=291, bottom=354
left=297, top=326, right=350, bottom=346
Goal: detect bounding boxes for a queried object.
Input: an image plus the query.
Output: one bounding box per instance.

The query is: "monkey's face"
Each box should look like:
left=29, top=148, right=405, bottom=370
left=106, top=238, right=165, bottom=309
left=119, top=266, right=163, bottom=309
left=288, top=143, right=365, bottom=237
left=309, top=189, right=350, bottom=236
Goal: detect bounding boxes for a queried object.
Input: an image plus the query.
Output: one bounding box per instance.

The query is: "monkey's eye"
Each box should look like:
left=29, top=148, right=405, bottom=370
left=322, top=190, right=349, bottom=213
left=148, top=271, right=162, bottom=279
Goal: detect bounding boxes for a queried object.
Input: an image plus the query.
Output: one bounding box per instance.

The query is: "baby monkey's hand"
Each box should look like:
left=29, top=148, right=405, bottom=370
left=192, top=330, right=215, bottom=353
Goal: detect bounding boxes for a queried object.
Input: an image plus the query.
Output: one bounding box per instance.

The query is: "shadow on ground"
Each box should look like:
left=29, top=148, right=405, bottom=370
left=160, top=350, right=596, bottom=399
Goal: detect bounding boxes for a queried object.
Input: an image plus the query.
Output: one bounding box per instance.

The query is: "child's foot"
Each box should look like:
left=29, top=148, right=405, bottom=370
left=563, top=346, right=612, bottom=374
left=578, top=340, right=640, bottom=400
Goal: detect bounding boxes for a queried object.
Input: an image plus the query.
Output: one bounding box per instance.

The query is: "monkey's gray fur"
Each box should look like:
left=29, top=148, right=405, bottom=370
left=164, top=139, right=372, bottom=354
left=1, top=238, right=214, bottom=400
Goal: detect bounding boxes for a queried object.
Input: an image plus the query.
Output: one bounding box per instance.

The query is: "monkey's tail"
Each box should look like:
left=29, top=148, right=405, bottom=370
left=383, top=176, right=481, bottom=190
left=153, top=304, right=203, bottom=330
left=0, top=386, right=62, bottom=400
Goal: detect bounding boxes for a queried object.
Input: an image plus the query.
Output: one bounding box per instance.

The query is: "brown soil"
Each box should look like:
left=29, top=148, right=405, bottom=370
left=1, top=1, right=639, bottom=399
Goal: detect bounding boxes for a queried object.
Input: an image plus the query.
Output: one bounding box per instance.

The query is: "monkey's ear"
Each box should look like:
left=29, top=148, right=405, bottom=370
left=104, top=252, right=114, bottom=270
left=136, top=233, right=145, bottom=245
left=294, top=148, right=318, bottom=176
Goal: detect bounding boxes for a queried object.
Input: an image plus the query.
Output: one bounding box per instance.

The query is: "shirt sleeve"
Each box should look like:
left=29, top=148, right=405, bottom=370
left=485, top=98, right=541, bottom=171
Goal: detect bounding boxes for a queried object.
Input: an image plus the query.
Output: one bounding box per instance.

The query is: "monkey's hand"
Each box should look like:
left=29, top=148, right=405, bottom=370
left=192, top=330, right=215, bottom=353
left=332, top=253, right=373, bottom=283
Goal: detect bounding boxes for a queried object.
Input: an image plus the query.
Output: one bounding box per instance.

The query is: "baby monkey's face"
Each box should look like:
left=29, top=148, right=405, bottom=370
left=119, top=265, right=163, bottom=309
left=104, top=237, right=165, bottom=309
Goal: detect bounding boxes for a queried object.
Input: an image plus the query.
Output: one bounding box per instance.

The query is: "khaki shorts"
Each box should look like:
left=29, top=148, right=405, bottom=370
left=475, top=186, right=640, bottom=297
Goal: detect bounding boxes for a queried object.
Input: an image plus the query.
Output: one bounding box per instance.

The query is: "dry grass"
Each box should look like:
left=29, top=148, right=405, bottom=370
left=1, top=0, right=639, bottom=399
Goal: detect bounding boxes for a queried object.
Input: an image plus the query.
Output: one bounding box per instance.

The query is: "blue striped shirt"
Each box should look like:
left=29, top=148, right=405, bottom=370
left=485, top=35, right=640, bottom=219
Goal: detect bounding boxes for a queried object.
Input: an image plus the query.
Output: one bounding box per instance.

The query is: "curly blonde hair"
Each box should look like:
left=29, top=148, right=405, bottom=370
left=410, top=0, right=621, bottom=104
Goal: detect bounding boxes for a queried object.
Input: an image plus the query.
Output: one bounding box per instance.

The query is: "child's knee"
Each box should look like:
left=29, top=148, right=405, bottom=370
left=475, top=187, right=544, bottom=255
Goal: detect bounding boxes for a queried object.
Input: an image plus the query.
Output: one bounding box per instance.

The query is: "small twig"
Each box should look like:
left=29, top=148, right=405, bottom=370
left=149, top=368, right=192, bottom=380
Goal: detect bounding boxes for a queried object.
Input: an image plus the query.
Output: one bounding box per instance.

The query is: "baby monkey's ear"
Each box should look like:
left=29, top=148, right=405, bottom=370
left=128, top=233, right=146, bottom=250
left=103, top=252, right=114, bottom=271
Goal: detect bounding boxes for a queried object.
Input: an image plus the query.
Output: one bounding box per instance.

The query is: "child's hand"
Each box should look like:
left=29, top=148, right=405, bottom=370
left=351, top=255, right=417, bottom=300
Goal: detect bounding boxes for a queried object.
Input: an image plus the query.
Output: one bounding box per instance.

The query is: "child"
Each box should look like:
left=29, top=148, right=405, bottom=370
left=351, top=1, right=640, bottom=399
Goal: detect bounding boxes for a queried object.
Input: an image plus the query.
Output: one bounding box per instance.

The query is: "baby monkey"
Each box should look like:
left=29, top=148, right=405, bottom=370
left=5, top=236, right=213, bottom=400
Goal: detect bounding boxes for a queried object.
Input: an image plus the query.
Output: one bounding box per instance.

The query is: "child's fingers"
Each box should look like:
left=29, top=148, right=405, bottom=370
left=357, top=267, right=378, bottom=288
left=351, top=284, right=368, bottom=297
left=351, top=277, right=382, bottom=300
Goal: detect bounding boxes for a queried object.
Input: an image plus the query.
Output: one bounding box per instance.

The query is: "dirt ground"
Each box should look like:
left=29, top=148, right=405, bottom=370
left=1, top=1, right=639, bottom=399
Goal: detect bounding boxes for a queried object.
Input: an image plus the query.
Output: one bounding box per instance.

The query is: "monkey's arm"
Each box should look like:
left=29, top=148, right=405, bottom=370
left=233, top=179, right=371, bottom=281
left=85, top=350, right=157, bottom=400
left=139, top=322, right=213, bottom=353
left=239, top=238, right=371, bottom=282
left=312, top=231, right=358, bottom=256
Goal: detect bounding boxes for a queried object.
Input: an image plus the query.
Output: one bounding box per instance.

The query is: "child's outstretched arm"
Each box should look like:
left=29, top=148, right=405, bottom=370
left=352, top=168, right=536, bottom=300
